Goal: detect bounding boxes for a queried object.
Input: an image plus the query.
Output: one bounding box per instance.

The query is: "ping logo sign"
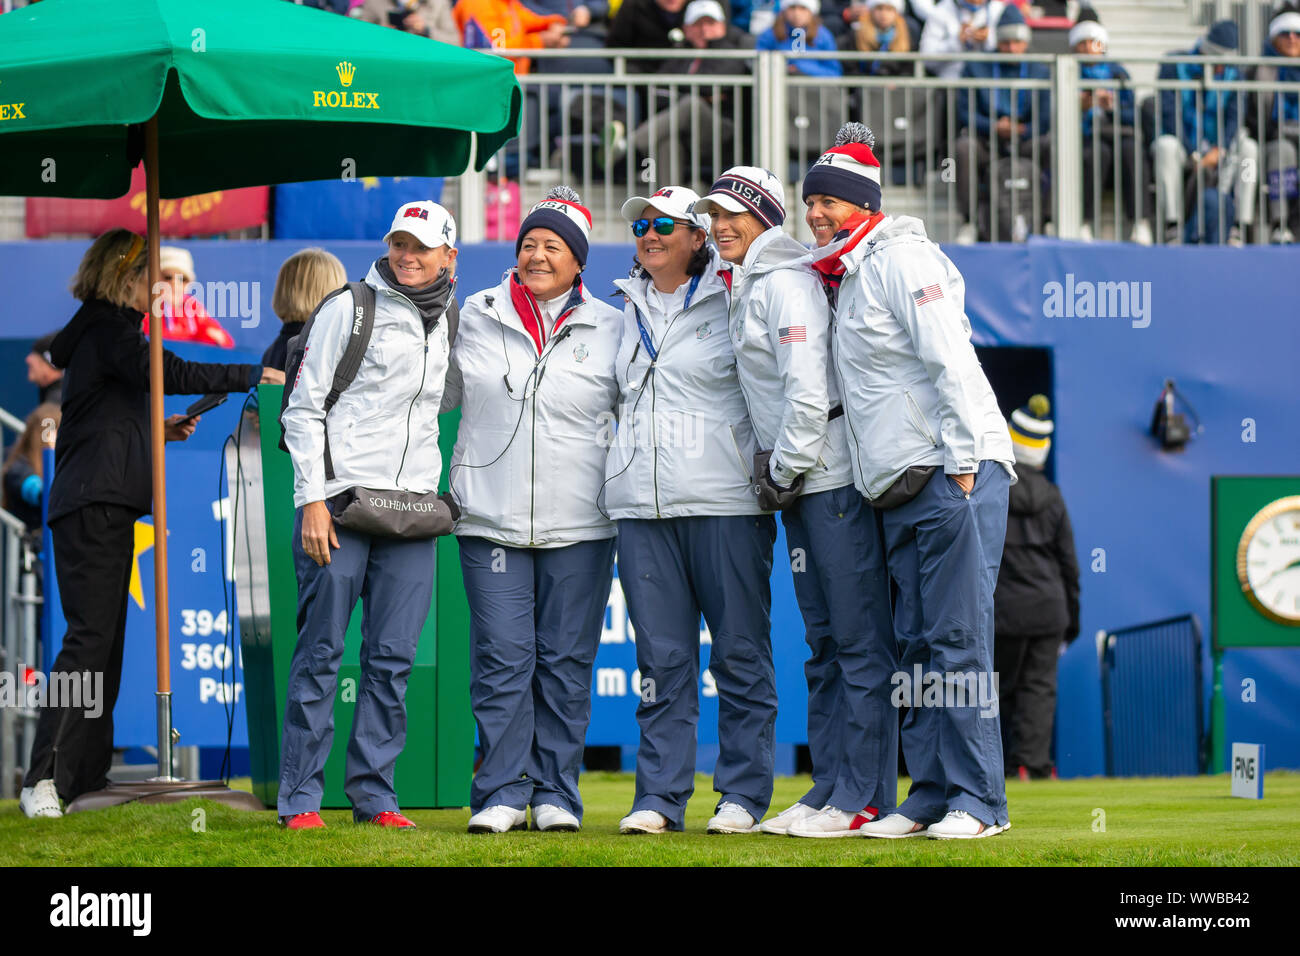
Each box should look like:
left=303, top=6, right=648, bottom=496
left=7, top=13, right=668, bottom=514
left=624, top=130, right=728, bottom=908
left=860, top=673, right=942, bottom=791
left=1230, top=742, right=1264, bottom=800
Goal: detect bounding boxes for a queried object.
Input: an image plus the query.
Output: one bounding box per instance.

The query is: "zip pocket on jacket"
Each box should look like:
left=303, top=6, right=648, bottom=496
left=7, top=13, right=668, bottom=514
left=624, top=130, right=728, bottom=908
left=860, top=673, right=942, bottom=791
left=904, top=389, right=938, bottom=447
left=728, top=425, right=752, bottom=480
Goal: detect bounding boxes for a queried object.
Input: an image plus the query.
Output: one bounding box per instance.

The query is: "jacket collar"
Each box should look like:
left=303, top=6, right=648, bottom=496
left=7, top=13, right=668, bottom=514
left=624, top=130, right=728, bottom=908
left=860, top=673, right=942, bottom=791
left=486, top=272, right=599, bottom=353
left=614, top=248, right=728, bottom=318
left=832, top=214, right=932, bottom=273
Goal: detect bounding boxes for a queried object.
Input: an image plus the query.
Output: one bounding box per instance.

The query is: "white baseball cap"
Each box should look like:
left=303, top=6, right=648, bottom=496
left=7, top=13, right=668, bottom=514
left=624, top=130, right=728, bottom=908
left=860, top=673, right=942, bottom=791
left=782, top=0, right=820, bottom=14
left=621, top=185, right=710, bottom=231
left=383, top=200, right=457, bottom=249
left=684, top=0, right=726, bottom=25
left=692, top=166, right=788, bottom=229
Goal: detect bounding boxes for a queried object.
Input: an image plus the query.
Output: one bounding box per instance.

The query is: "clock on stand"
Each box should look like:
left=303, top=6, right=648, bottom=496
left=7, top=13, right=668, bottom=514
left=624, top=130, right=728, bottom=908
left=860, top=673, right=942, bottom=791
left=1211, top=478, right=1300, bottom=773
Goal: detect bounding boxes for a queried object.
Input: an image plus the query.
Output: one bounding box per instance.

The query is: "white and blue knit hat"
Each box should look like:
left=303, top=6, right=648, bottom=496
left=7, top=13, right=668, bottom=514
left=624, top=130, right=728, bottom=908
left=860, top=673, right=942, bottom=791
left=1008, top=394, right=1054, bottom=468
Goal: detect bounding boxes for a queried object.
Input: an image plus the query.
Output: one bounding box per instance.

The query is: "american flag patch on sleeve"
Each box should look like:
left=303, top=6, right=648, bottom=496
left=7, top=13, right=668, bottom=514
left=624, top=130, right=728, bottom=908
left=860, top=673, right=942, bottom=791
left=911, top=283, right=944, bottom=306
left=778, top=325, right=807, bottom=344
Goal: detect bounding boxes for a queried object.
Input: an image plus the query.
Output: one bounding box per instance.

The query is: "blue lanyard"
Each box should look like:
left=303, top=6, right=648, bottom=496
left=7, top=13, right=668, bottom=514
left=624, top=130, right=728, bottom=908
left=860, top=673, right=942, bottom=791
left=635, top=309, right=658, bottom=362
left=634, top=273, right=701, bottom=364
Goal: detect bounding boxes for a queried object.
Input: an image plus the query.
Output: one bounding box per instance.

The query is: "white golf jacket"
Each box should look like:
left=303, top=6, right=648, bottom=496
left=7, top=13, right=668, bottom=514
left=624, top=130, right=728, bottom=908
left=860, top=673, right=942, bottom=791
left=604, top=251, right=763, bottom=519
left=442, top=273, right=621, bottom=547
left=282, top=261, right=450, bottom=509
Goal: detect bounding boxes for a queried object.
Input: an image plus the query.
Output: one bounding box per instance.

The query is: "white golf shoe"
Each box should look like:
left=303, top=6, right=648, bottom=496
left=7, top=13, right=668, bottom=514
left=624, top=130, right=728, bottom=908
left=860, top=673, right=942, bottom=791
left=927, top=809, right=1011, bottom=840
left=532, top=804, right=580, bottom=832
left=858, top=813, right=930, bottom=839
left=706, top=802, right=757, bottom=834
left=466, top=804, right=527, bottom=833
left=619, top=809, right=670, bottom=834
left=19, top=779, right=63, bottom=819
left=788, top=805, right=876, bottom=838
left=757, top=802, right=819, bottom=835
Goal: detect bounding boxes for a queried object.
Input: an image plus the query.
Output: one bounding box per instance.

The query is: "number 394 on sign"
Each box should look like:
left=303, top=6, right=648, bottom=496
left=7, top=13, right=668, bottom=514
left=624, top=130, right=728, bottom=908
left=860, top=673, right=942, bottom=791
left=179, top=608, right=228, bottom=637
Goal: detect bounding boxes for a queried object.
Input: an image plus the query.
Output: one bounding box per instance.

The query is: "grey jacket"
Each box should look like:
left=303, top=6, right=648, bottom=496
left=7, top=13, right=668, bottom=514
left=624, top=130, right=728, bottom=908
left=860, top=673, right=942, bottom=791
left=727, top=227, right=853, bottom=496
left=822, top=214, right=1014, bottom=500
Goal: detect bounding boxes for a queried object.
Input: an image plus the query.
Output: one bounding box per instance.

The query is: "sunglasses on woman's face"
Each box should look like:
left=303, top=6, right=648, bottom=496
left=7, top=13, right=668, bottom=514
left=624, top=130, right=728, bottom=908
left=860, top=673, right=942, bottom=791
left=632, top=217, right=681, bottom=238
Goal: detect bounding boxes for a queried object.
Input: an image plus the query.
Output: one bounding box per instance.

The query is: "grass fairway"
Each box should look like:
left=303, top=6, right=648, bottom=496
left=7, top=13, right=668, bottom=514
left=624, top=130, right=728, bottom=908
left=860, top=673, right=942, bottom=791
left=3, top=771, right=1298, bottom=867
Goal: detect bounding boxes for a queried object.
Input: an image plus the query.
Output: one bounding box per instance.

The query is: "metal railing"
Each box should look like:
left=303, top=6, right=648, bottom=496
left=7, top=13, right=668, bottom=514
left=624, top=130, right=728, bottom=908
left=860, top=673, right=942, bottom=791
left=450, top=48, right=1300, bottom=247
left=0, top=505, right=41, bottom=799
left=1, top=404, right=42, bottom=798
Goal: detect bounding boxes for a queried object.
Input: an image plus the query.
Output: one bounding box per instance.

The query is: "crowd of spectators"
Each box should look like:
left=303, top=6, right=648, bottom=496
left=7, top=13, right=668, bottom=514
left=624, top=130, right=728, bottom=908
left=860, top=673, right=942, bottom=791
left=5, top=0, right=1296, bottom=244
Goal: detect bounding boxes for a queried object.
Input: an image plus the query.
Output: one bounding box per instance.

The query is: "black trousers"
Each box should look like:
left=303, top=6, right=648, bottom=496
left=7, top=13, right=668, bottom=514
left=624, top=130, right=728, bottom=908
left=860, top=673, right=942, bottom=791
left=1082, top=131, right=1146, bottom=221
left=24, top=503, right=138, bottom=801
left=993, top=630, right=1062, bottom=778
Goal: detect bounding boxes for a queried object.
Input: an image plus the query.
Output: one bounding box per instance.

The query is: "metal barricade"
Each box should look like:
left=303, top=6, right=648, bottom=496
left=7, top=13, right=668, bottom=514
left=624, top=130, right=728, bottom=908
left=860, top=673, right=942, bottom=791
left=1079, top=53, right=1300, bottom=245
left=1, top=405, right=43, bottom=798
left=1099, top=614, right=1205, bottom=777
left=470, top=48, right=759, bottom=243
left=0, top=506, right=41, bottom=799
left=431, top=48, right=1299, bottom=246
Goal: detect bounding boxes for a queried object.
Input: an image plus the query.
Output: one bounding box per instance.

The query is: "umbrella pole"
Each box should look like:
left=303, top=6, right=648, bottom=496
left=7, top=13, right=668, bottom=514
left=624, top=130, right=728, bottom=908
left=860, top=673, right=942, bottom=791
left=144, top=116, right=175, bottom=781
left=67, top=123, right=261, bottom=814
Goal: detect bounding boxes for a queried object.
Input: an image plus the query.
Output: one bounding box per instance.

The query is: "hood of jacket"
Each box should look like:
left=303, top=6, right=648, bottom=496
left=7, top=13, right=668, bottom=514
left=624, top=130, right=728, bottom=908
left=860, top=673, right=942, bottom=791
left=738, top=226, right=814, bottom=281
left=51, top=299, right=138, bottom=369
left=824, top=214, right=935, bottom=276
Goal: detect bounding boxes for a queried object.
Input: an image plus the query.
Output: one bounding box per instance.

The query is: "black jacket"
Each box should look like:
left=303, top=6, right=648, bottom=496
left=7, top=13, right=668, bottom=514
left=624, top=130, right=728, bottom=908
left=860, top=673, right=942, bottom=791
left=261, top=321, right=305, bottom=372
left=656, top=25, right=754, bottom=77
left=606, top=0, right=734, bottom=71
left=3, top=457, right=43, bottom=532
left=47, top=299, right=259, bottom=523
left=994, top=465, right=1081, bottom=641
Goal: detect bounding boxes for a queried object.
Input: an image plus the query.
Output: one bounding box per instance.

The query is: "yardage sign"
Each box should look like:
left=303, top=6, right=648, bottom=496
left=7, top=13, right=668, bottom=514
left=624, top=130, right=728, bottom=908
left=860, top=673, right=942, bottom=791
left=1230, top=743, right=1264, bottom=799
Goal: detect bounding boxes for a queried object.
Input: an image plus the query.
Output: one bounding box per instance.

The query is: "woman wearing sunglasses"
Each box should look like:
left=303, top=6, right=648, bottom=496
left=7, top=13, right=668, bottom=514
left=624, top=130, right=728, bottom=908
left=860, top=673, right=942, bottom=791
left=604, top=186, right=776, bottom=835
left=442, top=186, right=622, bottom=834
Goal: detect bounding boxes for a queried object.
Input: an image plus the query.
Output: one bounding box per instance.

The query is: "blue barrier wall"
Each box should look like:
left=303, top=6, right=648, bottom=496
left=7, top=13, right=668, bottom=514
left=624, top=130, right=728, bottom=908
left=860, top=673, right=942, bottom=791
left=4, top=237, right=1298, bottom=775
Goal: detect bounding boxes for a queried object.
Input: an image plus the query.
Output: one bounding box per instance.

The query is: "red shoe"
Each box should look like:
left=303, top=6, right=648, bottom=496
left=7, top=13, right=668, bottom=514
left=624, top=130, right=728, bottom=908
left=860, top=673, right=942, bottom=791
left=281, top=811, right=326, bottom=830
left=369, top=810, right=417, bottom=829
left=849, top=806, right=880, bottom=830
left=1017, top=766, right=1031, bottom=782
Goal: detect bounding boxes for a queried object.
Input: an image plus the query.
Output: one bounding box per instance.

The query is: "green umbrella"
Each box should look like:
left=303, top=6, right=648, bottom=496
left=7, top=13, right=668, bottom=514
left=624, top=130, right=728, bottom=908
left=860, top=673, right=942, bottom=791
left=0, top=0, right=519, bottom=796
left=0, top=0, right=520, bottom=197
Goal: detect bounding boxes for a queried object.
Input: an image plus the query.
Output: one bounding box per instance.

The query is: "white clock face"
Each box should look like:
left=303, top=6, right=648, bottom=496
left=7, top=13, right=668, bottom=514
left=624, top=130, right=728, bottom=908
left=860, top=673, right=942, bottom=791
left=1238, top=496, right=1300, bottom=625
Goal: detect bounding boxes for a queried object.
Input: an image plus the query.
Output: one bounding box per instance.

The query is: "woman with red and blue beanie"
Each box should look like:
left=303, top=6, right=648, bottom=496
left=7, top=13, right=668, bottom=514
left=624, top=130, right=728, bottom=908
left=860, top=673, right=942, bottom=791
left=809, top=123, right=1016, bottom=839
left=443, top=187, right=622, bottom=833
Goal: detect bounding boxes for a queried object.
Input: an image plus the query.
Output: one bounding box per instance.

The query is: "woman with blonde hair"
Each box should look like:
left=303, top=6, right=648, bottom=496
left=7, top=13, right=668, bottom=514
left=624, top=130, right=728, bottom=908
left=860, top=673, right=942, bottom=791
left=840, top=0, right=914, bottom=76
left=262, top=248, right=348, bottom=371
left=18, top=228, right=282, bottom=820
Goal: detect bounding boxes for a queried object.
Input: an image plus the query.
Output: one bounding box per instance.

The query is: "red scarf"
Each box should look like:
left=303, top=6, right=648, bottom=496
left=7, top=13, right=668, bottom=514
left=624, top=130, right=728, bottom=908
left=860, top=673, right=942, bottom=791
left=811, top=211, right=885, bottom=307
left=508, top=271, right=583, bottom=355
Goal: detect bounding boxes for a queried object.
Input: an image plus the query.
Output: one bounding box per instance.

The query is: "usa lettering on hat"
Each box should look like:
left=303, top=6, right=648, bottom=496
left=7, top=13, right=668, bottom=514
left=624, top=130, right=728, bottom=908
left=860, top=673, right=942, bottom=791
left=384, top=200, right=457, bottom=249
left=517, top=185, right=594, bottom=267
left=693, top=166, right=788, bottom=229
left=802, top=123, right=883, bottom=211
